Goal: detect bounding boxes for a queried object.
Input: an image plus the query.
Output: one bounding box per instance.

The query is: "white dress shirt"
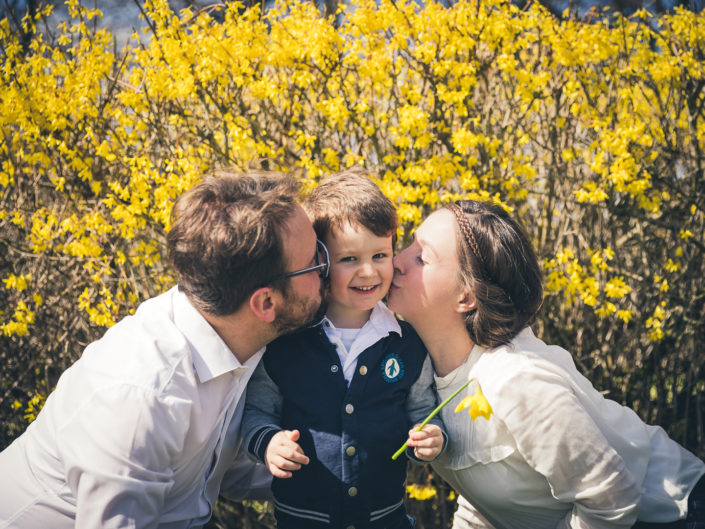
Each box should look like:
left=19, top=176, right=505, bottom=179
left=432, top=327, right=705, bottom=529
left=0, top=286, right=268, bottom=529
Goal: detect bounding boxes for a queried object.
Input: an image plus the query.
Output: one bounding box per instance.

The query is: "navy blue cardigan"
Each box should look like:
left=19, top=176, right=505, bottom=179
left=245, top=320, right=435, bottom=529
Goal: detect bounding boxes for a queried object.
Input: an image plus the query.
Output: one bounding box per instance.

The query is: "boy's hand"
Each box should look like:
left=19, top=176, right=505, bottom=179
left=406, top=423, right=443, bottom=461
left=264, top=429, right=310, bottom=478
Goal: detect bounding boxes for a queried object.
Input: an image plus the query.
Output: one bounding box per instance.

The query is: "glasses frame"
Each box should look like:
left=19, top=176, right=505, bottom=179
left=269, top=239, right=330, bottom=283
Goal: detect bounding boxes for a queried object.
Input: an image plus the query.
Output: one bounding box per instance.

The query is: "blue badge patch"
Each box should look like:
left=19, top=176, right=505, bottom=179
left=381, top=353, right=404, bottom=383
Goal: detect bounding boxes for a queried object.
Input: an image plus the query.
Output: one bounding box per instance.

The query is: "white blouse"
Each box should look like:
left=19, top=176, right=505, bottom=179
left=432, top=328, right=705, bottom=529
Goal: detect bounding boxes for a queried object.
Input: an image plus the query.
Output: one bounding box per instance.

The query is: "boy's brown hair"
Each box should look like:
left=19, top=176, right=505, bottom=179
left=304, top=166, right=398, bottom=244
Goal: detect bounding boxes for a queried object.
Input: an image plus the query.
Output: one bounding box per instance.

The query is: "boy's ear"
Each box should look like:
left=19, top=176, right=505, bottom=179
left=455, top=288, right=476, bottom=314
left=249, top=287, right=278, bottom=323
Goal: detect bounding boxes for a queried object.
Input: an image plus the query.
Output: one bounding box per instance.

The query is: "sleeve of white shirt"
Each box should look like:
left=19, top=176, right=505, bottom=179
left=488, top=360, right=641, bottom=529
left=56, top=384, right=189, bottom=529
left=219, top=448, right=273, bottom=502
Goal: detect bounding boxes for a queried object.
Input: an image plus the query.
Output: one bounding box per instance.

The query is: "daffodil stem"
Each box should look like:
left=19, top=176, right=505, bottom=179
left=391, top=378, right=471, bottom=460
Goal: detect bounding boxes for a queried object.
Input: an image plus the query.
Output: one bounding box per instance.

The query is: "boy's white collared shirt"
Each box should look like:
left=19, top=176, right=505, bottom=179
left=321, top=301, right=401, bottom=384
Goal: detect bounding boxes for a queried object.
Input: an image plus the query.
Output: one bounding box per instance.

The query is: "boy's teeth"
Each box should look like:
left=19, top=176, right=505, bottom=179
left=356, top=286, right=375, bottom=291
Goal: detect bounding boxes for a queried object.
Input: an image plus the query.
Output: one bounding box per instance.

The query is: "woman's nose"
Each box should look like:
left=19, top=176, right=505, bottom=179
left=392, top=252, right=405, bottom=274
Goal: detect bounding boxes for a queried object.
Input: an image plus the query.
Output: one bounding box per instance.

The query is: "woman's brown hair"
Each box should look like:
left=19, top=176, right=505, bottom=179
left=446, top=200, right=543, bottom=348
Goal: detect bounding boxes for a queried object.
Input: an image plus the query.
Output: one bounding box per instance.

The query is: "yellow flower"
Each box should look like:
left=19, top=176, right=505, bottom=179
left=455, top=382, right=493, bottom=421
left=3, top=273, right=32, bottom=291
left=406, top=483, right=438, bottom=500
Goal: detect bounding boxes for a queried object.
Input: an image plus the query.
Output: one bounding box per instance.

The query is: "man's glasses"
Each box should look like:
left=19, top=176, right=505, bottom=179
left=270, top=239, right=330, bottom=283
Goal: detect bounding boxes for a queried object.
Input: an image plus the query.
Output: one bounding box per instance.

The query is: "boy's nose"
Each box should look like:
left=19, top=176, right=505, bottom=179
left=358, top=262, right=375, bottom=276
left=356, top=262, right=376, bottom=277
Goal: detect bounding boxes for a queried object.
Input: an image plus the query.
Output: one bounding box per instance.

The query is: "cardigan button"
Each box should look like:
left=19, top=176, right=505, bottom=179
left=358, top=365, right=368, bottom=375
left=331, top=365, right=339, bottom=373
left=345, top=445, right=356, bottom=457
left=348, top=486, right=358, bottom=497
left=345, top=404, right=354, bottom=414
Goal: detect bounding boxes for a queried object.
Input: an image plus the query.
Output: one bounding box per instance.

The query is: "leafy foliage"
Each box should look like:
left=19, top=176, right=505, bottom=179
left=2, top=0, right=704, bottom=525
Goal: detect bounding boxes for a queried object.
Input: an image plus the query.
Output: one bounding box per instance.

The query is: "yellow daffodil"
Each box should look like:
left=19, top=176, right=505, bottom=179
left=455, top=383, right=493, bottom=421
left=392, top=377, right=492, bottom=459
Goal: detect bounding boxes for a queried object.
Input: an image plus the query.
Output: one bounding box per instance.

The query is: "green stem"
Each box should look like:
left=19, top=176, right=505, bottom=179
left=391, top=378, right=471, bottom=460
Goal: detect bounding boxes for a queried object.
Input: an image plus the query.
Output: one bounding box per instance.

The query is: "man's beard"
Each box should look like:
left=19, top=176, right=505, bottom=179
left=273, top=281, right=328, bottom=335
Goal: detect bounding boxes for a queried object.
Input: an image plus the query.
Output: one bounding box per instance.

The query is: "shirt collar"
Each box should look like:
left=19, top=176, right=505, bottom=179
left=172, top=286, right=263, bottom=383
left=368, top=300, right=402, bottom=336
left=322, top=301, right=401, bottom=338
left=434, top=326, right=535, bottom=390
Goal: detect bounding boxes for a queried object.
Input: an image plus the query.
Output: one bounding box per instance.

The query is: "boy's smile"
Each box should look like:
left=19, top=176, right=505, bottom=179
left=324, top=222, right=394, bottom=328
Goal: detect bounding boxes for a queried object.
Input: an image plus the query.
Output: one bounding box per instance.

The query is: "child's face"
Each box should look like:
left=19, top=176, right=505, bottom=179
left=324, top=223, right=394, bottom=328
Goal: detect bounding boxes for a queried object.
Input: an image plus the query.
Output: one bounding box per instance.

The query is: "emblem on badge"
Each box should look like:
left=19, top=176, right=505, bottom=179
left=381, top=353, right=404, bottom=382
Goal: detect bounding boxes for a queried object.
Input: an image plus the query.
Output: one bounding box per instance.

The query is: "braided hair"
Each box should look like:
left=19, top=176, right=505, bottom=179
left=445, top=201, right=543, bottom=348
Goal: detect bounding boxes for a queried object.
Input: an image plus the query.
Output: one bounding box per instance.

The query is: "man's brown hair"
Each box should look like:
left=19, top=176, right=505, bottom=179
left=304, top=166, right=398, bottom=244
left=167, top=169, right=300, bottom=315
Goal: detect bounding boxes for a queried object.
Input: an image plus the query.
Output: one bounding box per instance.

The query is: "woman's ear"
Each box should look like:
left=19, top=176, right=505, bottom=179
left=455, top=289, right=477, bottom=314
left=249, top=287, right=277, bottom=323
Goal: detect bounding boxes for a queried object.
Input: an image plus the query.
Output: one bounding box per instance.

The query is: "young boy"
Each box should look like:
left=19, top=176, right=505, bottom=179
left=242, top=167, right=445, bottom=529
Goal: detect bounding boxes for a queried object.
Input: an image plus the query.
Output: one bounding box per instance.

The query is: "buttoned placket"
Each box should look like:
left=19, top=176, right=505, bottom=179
left=340, top=349, right=376, bottom=529
left=315, top=308, right=404, bottom=528
left=199, top=367, right=248, bottom=526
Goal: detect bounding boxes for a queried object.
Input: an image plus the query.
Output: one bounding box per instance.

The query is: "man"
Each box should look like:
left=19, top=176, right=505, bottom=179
left=0, top=170, right=328, bottom=529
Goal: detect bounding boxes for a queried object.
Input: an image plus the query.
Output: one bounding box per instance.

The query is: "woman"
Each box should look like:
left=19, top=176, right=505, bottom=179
left=390, top=201, right=705, bottom=529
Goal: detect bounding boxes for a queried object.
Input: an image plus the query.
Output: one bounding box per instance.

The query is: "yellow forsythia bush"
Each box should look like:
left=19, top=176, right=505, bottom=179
left=1, top=0, right=704, bottom=524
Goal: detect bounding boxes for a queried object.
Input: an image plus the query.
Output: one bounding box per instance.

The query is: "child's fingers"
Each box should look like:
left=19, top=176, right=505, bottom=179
left=406, top=430, right=424, bottom=447
left=407, top=429, right=432, bottom=442
left=265, top=430, right=310, bottom=478
left=271, top=430, right=310, bottom=462
left=271, top=440, right=310, bottom=465
left=413, top=445, right=440, bottom=461
left=267, top=462, right=294, bottom=479
left=266, top=448, right=309, bottom=478
left=273, top=453, right=305, bottom=470
left=283, top=444, right=310, bottom=465
left=413, top=435, right=443, bottom=460
left=408, top=435, right=439, bottom=448
left=286, top=429, right=301, bottom=442
left=409, top=424, right=442, bottom=440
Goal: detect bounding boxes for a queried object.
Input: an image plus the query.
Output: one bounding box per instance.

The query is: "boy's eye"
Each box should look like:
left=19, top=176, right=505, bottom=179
left=339, top=256, right=357, bottom=263
left=373, top=252, right=389, bottom=260
left=415, top=254, right=425, bottom=265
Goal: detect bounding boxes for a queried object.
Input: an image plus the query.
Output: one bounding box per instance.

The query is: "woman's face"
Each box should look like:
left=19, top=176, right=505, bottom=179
left=388, top=208, right=466, bottom=326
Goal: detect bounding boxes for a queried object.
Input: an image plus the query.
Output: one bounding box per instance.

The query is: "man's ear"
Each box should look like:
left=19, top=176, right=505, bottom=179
left=249, top=287, right=278, bottom=323
left=455, top=288, right=477, bottom=314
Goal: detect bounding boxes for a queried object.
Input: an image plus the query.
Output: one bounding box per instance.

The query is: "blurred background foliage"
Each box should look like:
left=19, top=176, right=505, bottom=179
left=1, top=0, right=704, bottom=525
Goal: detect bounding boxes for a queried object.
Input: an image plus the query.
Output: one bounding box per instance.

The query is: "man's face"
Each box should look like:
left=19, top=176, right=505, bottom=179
left=275, top=281, right=327, bottom=335
left=273, top=205, right=326, bottom=334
